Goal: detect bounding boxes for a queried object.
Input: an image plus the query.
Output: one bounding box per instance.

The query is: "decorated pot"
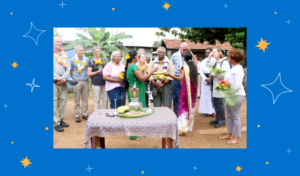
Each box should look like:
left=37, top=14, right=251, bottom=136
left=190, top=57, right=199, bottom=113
left=128, top=98, right=143, bottom=114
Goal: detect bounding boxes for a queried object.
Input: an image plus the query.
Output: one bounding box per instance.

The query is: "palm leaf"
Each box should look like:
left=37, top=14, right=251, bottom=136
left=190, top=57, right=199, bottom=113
left=98, top=28, right=106, bottom=42
left=62, top=39, right=83, bottom=50
left=88, top=28, right=100, bottom=42
left=106, top=33, right=132, bottom=42
left=76, top=33, right=89, bottom=40
left=104, top=32, right=110, bottom=41
left=100, top=51, right=109, bottom=61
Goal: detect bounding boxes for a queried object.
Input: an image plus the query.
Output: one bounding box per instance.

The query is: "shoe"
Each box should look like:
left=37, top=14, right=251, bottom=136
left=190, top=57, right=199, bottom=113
left=55, top=125, right=64, bottom=132
left=60, top=120, right=69, bottom=127
left=214, top=123, right=226, bottom=128
left=209, top=120, right=218, bottom=125
left=82, top=116, right=88, bottom=120
left=75, top=117, right=81, bottom=123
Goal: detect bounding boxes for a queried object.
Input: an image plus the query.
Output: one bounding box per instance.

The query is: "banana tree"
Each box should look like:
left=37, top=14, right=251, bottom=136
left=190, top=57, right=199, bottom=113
left=63, top=28, right=132, bottom=61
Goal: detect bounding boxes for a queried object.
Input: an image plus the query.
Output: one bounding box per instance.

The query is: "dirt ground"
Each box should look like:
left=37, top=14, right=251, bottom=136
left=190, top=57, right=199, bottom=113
left=54, top=96, right=247, bottom=149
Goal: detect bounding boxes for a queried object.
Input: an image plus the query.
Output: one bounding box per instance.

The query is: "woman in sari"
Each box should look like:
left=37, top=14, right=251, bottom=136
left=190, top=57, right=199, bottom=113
left=123, top=50, right=158, bottom=140
left=164, top=52, right=198, bottom=136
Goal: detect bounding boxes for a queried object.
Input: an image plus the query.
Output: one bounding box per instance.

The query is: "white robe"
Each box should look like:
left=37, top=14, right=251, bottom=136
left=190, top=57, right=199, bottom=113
left=199, top=58, right=215, bottom=114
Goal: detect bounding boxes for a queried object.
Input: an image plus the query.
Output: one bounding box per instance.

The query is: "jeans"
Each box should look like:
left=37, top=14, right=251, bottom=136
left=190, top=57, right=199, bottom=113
left=107, top=87, right=126, bottom=109
left=172, top=80, right=181, bottom=117
left=212, top=97, right=226, bottom=124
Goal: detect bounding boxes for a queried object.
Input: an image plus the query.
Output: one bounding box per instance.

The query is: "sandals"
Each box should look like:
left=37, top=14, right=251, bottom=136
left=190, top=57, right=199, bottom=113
left=227, top=139, right=240, bottom=145
left=219, top=135, right=232, bottom=140
left=179, top=132, right=187, bottom=136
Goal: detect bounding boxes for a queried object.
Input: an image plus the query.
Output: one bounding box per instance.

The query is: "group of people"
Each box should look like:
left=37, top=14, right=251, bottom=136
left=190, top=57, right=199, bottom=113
left=53, top=36, right=246, bottom=145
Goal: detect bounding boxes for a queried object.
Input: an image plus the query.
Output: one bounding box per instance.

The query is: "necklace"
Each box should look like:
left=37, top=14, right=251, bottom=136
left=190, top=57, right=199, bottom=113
left=54, top=49, right=67, bottom=68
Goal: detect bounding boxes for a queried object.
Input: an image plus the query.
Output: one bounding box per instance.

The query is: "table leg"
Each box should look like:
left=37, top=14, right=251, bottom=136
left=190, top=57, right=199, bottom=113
left=162, top=138, right=166, bottom=148
left=100, top=137, right=105, bottom=148
left=91, top=137, right=97, bottom=149
left=168, top=138, right=173, bottom=149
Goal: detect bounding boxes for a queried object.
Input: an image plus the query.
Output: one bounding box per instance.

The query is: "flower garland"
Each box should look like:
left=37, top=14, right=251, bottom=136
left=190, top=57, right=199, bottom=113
left=54, top=49, right=67, bottom=68
left=153, top=56, right=169, bottom=85
left=75, top=54, right=86, bottom=74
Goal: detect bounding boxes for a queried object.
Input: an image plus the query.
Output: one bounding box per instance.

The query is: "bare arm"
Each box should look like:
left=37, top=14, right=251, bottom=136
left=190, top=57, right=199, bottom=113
left=87, top=67, right=101, bottom=77
left=134, top=67, right=157, bottom=82
left=164, top=71, right=185, bottom=82
left=103, top=75, right=122, bottom=83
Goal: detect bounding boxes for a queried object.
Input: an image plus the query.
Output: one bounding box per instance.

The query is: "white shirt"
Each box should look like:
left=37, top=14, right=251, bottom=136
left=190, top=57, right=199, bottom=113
left=200, top=58, right=212, bottom=80
left=224, top=65, right=245, bottom=96
left=206, top=57, right=231, bottom=98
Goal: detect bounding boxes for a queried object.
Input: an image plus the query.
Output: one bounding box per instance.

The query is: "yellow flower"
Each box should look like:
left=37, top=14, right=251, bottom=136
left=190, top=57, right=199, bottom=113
left=162, top=75, right=165, bottom=79
left=140, top=69, right=143, bottom=72
left=62, top=53, right=66, bottom=56
left=62, top=56, right=66, bottom=60
left=55, top=55, right=59, bottom=60
left=156, top=75, right=160, bottom=78
left=76, top=60, right=80, bottom=64
left=78, top=69, right=82, bottom=73
left=82, top=62, right=86, bottom=66
left=119, top=73, right=124, bottom=79
left=126, top=54, right=130, bottom=60
left=96, top=60, right=102, bottom=65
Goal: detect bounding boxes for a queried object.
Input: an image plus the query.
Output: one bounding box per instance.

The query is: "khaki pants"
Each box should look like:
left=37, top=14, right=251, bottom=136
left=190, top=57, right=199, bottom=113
left=92, top=85, right=108, bottom=111
left=197, top=75, right=202, bottom=97
left=53, top=82, right=68, bottom=126
left=152, top=81, right=173, bottom=108
left=73, top=81, right=89, bottom=118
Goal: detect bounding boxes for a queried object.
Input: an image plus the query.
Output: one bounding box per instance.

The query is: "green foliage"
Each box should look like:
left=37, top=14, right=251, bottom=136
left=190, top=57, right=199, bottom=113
left=63, top=28, right=132, bottom=61
left=156, top=28, right=247, bottom=67
left=53, top=28, right=62, bottom=37
left=153, top=41, right=161, bottom=47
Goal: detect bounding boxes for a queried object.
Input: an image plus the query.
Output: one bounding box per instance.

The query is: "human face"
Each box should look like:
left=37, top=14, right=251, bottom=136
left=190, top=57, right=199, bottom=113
left=211, top=49, right=220, bottom=59
left=146, top=58, right=150, bottom=63
left=113, top=52, right=122, bottom=64
left=139, top=54, right=146, bottom=63
left=157, top=48, right=165, bottom=59
left=205, top=49, right=211, bottom=57
left=180, top=44, right=188, bottom=56
left=93, top=48, right=101, bottom=57
left=76, top=46, right=84, bottom=58
left=54, top=37, right=62, bottom=50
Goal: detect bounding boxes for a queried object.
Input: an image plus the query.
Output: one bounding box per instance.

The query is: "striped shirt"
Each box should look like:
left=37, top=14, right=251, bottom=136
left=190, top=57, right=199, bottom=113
left=171, top=51, right=185, bottom=76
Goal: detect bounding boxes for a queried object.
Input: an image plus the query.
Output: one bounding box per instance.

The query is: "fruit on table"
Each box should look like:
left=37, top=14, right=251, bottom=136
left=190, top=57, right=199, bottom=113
left=124, top=105, right=130, bottom=112
left=117, top=106, right=126, bottom=114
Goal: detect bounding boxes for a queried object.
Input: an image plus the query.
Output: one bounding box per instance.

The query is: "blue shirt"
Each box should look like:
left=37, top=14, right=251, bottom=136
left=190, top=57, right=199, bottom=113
left=70, top=56, right=89, bottom=81
left=171, top=51, right=185, bottom=76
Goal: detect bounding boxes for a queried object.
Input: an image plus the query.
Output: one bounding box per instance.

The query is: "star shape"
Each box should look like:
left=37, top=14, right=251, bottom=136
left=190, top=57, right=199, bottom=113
left=45, top=127, right=48, bottom=130
left=224, top=3, right=228, bottom=8
left=4, top=104, right=8, bottom=108
left=275, top=12, right=277, bottom=14
left=193, top=166, right=197, bottom=170
left=112, top=7, right=115, bottom=11
left=162, top=2, right=171, bottom=11
left=286, top=19, right=291, bottom=24
left=86, top=165, right=93, bottom=172
left=20, top=156, right=32, bottom=169
left=256, top=38, right=270, bottom=52
left=266, top=162, right=269, bottom=165
left=12, top=61, right=18, bottom=68
left=59, top=1, right=66, bottom=8
left=261, top=73, right=292, bottom=104
left=11, top=141, right=14, bottom=144
left=141, top=171, right=144, bottom=174
left=23, top=22, right=46, bottom=45
left=257, top=124, right=260, bottom=128
left=236, top=166, right=242, bottom=172
left=26, top=78, right=40, bottom=93
left=287, top=148, right=291, bottom=153
left=10, top=12, right=13, bottom=15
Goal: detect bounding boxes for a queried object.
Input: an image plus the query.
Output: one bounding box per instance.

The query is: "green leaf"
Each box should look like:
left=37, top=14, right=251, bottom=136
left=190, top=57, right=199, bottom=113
left=98, top=28, right=106, bottom=42
left=88, top=28, right=100, bottom=42
left=62, top=39, right=83, bottom=50
left=106, top=33, right=132, bottom=42
left=76, top=33, right=89, bottom=40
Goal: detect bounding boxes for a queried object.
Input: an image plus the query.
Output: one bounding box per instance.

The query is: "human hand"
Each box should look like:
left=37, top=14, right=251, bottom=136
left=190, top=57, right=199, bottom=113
left=160, top=83, right=165, bottom=88
left=57, top=80, right=62, bottom=85
left=163, top=72, right=170, bottom=76
left=152, top=67, right=158, bottom=73
left=60, top=77, right=66, bottom=83
left=205, top=78, right=211, bottom=85
left=98, top=68, right=103, bottom=73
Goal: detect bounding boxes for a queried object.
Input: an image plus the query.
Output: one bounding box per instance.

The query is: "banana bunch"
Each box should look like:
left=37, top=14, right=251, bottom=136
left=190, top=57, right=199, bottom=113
left=117, top=105, right=130, bottom=114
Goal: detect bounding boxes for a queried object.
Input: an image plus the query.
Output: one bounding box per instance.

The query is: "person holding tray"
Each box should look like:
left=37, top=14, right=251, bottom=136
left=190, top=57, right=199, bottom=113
left=123, top=50, right=158, bottom=141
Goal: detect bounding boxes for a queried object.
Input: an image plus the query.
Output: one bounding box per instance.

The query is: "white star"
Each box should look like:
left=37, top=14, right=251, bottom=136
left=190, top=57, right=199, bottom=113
left=3, top=104, right=8, bottom=108
left=26, top=78, right=40, bottom=93
left=286, top=19, right=291, bottom=24
left=287, top=148, right=291, bottom=154
left=59, top=1, right=66, bottom=8
left=223, top=3, right=228, bottom=8
left=193, top=166, right=197, bottom=170
left=86, top=165, right=93, bottom=172
left=23, top=22, right=46, bottom=45
left=261, top=73, right=292, bottom=104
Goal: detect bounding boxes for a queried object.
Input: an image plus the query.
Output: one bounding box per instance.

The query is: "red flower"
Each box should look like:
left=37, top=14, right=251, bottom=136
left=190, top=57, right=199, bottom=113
left=220, top=80, right=225, bottom=84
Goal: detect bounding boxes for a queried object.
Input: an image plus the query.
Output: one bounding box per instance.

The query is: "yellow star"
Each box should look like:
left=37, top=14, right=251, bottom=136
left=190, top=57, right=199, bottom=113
left=20, top=156, right=32, bottom=169
left=141, top=171, right=144, bottom=174
left=162, top=2, right=171, bottom=11
left=257, top=124, right=260, bottom=128
left=112, top=8, right=115, bottom=11
left=12, top=61, right=18, bottom=68
left=266, top=162, right=269, bottom=165
left=10, top=12, right=13, bottom=15
left=45, top=127, right=48, bottom=130
left=236, top=166, right=242, bottom=172
left=275, top=12, right=277, bottom=14
left=256, top=38, right=270, bottom=52
left=11, top=141, right=14, bottom=144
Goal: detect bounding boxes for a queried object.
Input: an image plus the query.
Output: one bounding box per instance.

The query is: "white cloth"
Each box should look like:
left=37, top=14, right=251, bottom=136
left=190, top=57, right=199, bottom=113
left=92, top=85, right=108, bottom=110
left=206, top=57, right=231, bottom=98
left=178, top=108, right=195, bottom=132
left=197, top=61, right=201, bottom=73
left=224, top=65, right=246, bottom=96
left=199, top=79, right=216, bottom=114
